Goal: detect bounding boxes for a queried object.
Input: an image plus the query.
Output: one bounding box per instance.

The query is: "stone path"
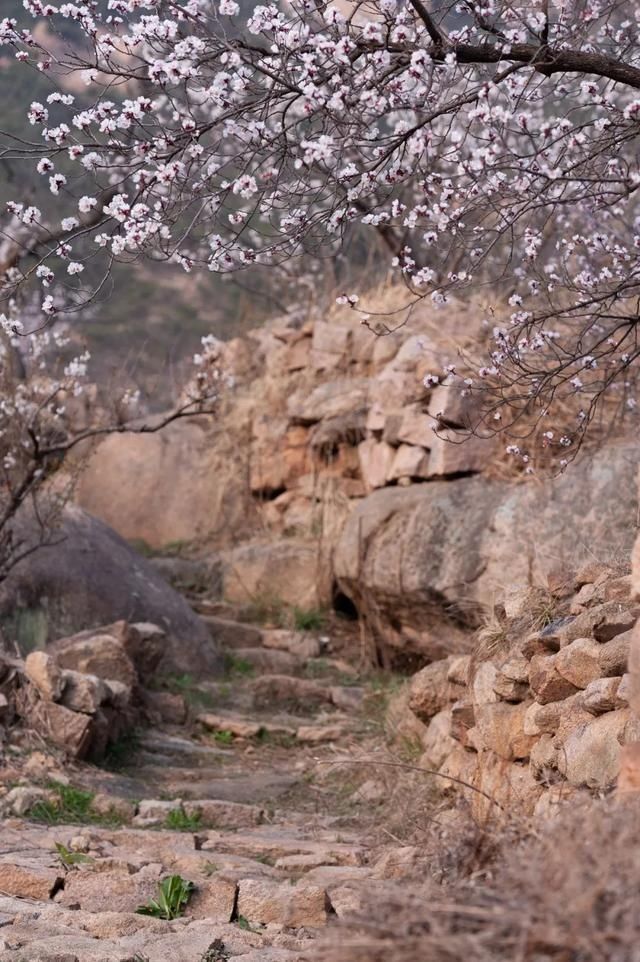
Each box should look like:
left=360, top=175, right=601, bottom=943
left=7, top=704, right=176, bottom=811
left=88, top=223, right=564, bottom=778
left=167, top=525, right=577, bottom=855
left=0, top=618, right=426, bottom=962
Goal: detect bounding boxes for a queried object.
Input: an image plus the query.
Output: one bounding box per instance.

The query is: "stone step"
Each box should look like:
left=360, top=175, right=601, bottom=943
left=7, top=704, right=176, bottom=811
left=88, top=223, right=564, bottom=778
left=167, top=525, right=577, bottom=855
left=230, top=647, right=302, bottom=674
left=197, top=711, right=348, bottom=746
left=249, top=674, right=364, bottom=714
left=201, top=615, right=264, bottom=650
left=133, top=797, right=264, bottom=829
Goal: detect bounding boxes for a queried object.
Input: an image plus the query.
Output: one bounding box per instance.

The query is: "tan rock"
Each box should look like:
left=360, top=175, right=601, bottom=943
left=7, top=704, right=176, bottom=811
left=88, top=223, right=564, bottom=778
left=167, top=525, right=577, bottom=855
left=450, top=700, right=475, bottom=744
left=554, top=637, right=602, bottom=689
left=447, top=655, right=471, bottom=686
left=592, top=604, right=638, bottom=642
left=60, top=670, right=108, bottom=714
left=231, top=647, right=299, bottom=674
left=75, top=416, right=258, bottom=549
left=385, top=685, right=428, bottom=746
left=497, top=651, right=530, bottom=683
left=262, top=630, right=321, bottom=660
left=420, top=709, right=456, bottom=770
left=395, top=405, right=433, bottom=448
left=387, top=444, right=430, bottom=481
left=142, top=690, right=188, bottom=725
left=604, top=576, right=633, bottom=603
left=617, top=672, right=632, bottom=704
left=133, top=799, right=180, bottom=826
left=436, top=743, right=478, bottom=796
left=627, top=618, right=640, bottom=718
left=24, top=651, right=64, bottom=701
left=529, top=733, right=559, bottom=780
left=558, top=709, right=632, bottom=789
left=296, top=724, right=344, bottom=743
left=312, top=321, right=350, bottom=357
left=530, top=654, right=580, bottom=704
left=523, top=693, right=585, bottom=736
left=90, top=793, right=135, bottom=821
left=366, top=404, right=387, bottom=432
left=372, top=332, right=402, bottom=367
left=408, top=659, right=453, bottom=723
left=198, top=713, right=261, bottom=739
left=471, top=751, right=542, bottom=821
left=52, top=633, right=137, bottom=689
left=59, top=869, right=159, bottom=913
left=0, top=859, right=62, bottom=900
left=474, top=702, right=538, bottom=761
left=427, top=384, right=474, bottom=429
left=427, top=430, right=493, bottom=477
left=288, top=378, right=369, bottom=424
left=236, top=878, right=329, bottom=928
left=283, top=336, right=311, bottom=372
left=471, top=662, right=499, bottom=705
left=358, top=438, right=396, bottom=491
left=186, top=874, right=237, bottom=922
left=22, top=700, right=93, bottom=757
left=492, top=672, right=528, bottom=702
left=598, top=630, right=632, bottom=677
left=4, top=786, right=52, bottom=817
left=583, top=676, right=624, bottom=715
left=533, top=783, right=582, bottom=819
left=617, top=742, right=640, bottom=794
left=222, top=539, right=318, bottom=609
left=575, top=561, right=616, bottom=588
left=183, top=799, right=263, bottom=829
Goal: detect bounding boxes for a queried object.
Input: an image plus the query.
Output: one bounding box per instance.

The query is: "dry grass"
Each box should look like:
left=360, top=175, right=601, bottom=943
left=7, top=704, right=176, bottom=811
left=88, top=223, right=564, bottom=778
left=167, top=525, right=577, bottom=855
left=315, top=797, right=640, bottom=962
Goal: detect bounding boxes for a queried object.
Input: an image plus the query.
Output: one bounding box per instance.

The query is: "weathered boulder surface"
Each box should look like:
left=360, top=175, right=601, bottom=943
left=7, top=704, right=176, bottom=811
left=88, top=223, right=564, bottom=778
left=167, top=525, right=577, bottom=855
left=0, top=506, right=220, bottom=674
left=334, top=443, right=639, bottom=660
left=75, top=416, right=259, bottom=550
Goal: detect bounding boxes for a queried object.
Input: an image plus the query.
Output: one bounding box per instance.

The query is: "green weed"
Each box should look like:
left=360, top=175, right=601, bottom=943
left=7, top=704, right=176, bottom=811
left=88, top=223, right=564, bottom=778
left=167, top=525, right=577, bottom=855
left=29, top=782, right=126, bottom=827
left=213, top=729, right=234, bottom=745
left=223, top=654, right=255, bottom=678
left=165, top=807, right=202, bottom=832
left=54, top=841, right=93, bottom=868
left=292, top=606, right=326, bottom=631
left=136, top=875, right=194, bottom=920
left=30, top=783, right=94, bottom=825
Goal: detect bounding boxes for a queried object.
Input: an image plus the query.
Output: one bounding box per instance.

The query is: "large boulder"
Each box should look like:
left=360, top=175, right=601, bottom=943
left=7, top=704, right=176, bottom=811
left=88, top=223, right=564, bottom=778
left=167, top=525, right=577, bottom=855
left=0, top=505, right=220, bottom=674
left=334, top=442, right=639, bottom=662
left=75, top=416, right=259, bottom=550
left=221, top=538, right=319, bottom=609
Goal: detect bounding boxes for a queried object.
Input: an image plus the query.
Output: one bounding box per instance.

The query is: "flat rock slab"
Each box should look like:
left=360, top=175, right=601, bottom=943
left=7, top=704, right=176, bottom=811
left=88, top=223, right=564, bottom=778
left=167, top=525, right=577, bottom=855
left=0, top=857, right=62, bottom=900
left=237, top=877, right=329, bottom=928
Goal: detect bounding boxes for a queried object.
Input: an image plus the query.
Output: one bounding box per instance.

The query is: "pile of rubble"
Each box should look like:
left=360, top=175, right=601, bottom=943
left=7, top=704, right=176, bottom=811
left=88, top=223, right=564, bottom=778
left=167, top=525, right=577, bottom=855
left=403, top=562, right=640, bottom=818
left=1, top=621, right=172, bottom=762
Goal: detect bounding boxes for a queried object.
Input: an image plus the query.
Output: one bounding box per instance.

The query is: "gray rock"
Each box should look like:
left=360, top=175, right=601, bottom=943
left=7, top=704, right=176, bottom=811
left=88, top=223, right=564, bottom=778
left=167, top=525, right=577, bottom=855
left=0, top=506, right=220, bottom=675
left=334, top=442, right=639, bottom=661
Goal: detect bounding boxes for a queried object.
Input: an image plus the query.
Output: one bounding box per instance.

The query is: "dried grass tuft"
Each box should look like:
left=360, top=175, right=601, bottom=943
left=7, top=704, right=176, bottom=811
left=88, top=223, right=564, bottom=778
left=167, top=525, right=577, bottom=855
left=315, top=797, right=640, bottom=962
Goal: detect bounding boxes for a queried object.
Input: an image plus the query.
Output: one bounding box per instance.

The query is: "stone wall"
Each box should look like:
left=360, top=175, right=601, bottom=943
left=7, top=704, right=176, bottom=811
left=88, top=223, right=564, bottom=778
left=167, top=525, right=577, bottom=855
left=404, top=563, right=640, bottom=818
left=75, top=298, right=640, bottom=664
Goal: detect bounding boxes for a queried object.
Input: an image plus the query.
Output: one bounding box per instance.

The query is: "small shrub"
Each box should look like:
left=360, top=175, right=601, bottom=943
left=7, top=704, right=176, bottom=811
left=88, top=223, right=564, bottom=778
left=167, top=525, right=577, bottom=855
left=292, top=606, right=326, bottom=631
left=30, top=782, right=94, bottom=825
left=223, top=654, right=255, bottom=678
left=213, top=729, right=234, bottom=745
left=136, top=875, right=194, bottom=920
left=29, top=782, right=127, bottom=827
left=165, top=807, right=202, bottom=832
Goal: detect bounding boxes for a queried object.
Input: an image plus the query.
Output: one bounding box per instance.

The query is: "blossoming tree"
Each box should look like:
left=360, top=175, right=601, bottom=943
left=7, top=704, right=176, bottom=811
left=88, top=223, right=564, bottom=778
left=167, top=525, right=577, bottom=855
left=2, top=0, right=640, bottom=468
